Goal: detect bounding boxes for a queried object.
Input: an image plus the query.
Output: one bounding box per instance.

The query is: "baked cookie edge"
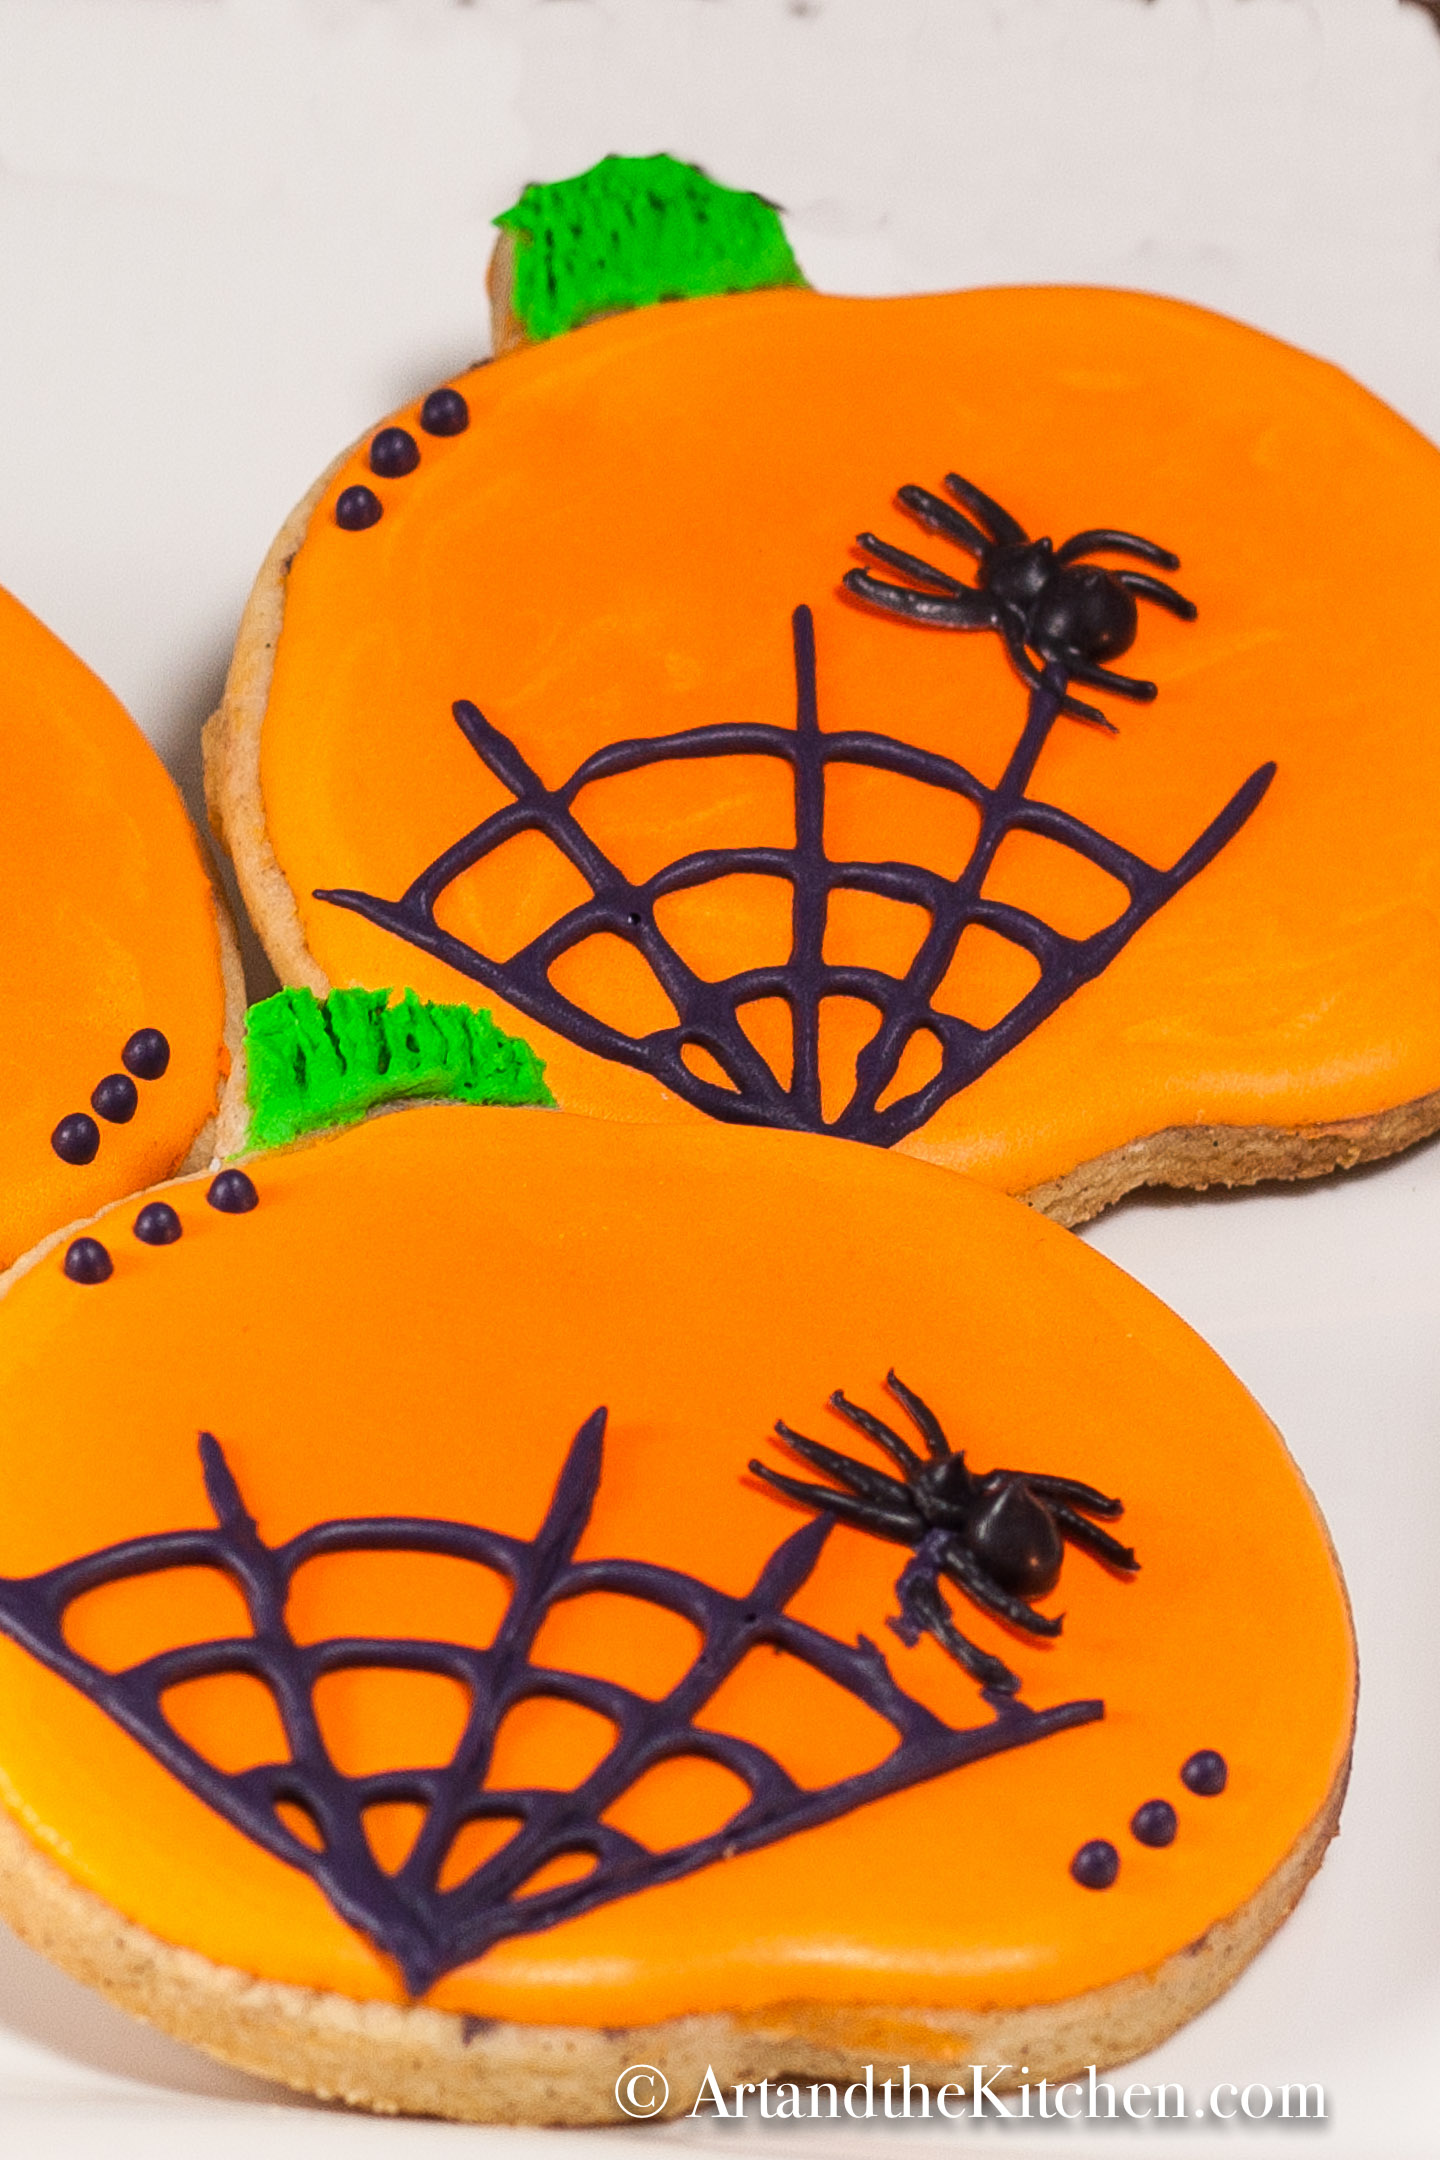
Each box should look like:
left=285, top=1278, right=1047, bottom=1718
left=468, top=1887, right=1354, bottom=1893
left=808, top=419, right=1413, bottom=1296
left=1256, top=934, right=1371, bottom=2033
left=0, top=1742, right=1349, bottom=2126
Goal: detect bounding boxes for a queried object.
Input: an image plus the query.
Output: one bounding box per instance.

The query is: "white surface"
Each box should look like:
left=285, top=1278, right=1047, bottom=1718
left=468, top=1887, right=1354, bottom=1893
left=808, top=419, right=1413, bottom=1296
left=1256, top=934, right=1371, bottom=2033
left=0, top=0, right=1436, bottom=2148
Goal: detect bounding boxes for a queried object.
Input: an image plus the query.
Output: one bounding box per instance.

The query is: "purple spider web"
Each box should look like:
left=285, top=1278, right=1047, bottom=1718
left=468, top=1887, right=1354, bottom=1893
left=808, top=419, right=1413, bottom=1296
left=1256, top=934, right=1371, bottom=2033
left=315, top=606, right=1274, bottom=1147
left=0, top=1410, right=1101, bottom=1994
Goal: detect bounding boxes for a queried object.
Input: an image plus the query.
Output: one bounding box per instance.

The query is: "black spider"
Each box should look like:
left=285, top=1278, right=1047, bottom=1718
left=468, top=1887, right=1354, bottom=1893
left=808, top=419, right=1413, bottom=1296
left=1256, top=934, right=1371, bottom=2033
left=842, top=471, right=1198, bottom=729
left=749, top=1372, right=1137, bottom=1695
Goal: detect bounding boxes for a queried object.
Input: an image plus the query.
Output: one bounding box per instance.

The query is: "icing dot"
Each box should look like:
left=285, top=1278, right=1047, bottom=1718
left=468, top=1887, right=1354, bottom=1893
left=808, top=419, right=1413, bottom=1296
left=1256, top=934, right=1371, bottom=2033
left=1130, top=1799, right=1178, bottom=1848
left=335, top=485, right=383, bottom=532
left=1070, top=1839, right=1119, bottom=1890
left=419, top=386, right=469, bottom=437
left=207, top=1168, right=259, bottom=1214
left=91, top=1073, right=139, bottom=1124
left=369, top=427, right=419, bottom=478
left=51, top=1113, right=100, bottom=1166
left=64, top=1237, right=113, bottom=1284
left=122, top=1029, right=171, bottom=1081
left=1181, top=1749, right=1228, bottom=1797
left=133, top=1202, right=183, bottom=1246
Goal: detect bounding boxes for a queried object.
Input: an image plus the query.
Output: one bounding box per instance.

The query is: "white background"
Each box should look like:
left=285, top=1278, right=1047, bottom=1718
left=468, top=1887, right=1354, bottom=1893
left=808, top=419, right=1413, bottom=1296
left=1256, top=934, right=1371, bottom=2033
left=0, top=0, right=1437, bottom=2151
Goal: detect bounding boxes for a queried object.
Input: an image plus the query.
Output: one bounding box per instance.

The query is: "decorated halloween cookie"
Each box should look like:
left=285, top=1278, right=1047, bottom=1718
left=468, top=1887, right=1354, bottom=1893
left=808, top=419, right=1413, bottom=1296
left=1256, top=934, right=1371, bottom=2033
left=206, top=155, right=1440, bottom=1222
left=0, top=585, right=239, bottom=1268
left=0, top=1097, right=1351, bottom=2121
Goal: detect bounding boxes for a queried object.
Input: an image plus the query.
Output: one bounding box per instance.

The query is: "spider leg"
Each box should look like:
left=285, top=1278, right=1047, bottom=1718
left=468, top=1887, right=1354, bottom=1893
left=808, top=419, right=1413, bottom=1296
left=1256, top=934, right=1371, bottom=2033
left=890, top=1549, right=1020, bottom=1694
left=842, top=570, right=996, bottom=630
left=896, top=485, right=992, bottom=558
left=1058, top=654, right=1159, bottom=703
left=943, top=473, right=1029, bottom=548
left=828, top=1391, right=924, bottom=1477
left=939, top=1539, right=1063, bottom=1637
left=886, top=1532, right=947, bottom=1645
left=1111, top=570, right=1197, bottom=620
left=1054, top=528, right=1180, bottom=571
left=884, top=1371, right=951, bottom=1462
left=1051, top=1502, right=1139, bottom=1573
left=748, top=1461, right=920, bottom=1542
left=854, top=532, right=969, bottom=595
left=1055, top=694, right=1119, bottom=731
left=773, top=1422, right=915, bottom=1511
left=1009, top=634, right=1118, bottom=731
left=1020, top=1473, right=1124, bottom=1517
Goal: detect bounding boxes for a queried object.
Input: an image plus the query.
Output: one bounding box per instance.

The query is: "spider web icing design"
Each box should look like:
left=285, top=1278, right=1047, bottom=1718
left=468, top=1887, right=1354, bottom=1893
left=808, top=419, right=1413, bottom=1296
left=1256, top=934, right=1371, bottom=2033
left=0, top=1412, right=1100, bottom=1996
left=316, top=609, right=1275, bottom=1147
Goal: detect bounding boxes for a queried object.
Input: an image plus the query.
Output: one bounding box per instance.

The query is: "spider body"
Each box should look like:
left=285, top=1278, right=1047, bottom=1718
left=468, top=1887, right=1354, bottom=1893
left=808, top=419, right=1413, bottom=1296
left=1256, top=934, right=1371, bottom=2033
left=842, top=471, right=1197, bottom=728
left=750, top=1371, right=1138, bottom=1694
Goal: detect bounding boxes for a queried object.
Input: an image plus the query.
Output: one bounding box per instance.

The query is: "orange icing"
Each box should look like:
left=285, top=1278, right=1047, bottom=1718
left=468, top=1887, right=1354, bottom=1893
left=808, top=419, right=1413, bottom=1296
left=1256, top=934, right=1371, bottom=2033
left=0, top=586, right=227, bottom=1265
left=257, top=286, right=1440, bottom=1192
left=0, top=1107, right=1352, bottom=2024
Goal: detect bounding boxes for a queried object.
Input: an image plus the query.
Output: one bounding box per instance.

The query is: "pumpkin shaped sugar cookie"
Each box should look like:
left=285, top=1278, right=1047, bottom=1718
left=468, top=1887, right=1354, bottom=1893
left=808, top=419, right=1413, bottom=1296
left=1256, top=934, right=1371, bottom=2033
left=0, top=1093, right=1352, bottom=2122
left=0, top=585, right=239, bottom=1268
left=207, top=153, right=1440, bottom=1224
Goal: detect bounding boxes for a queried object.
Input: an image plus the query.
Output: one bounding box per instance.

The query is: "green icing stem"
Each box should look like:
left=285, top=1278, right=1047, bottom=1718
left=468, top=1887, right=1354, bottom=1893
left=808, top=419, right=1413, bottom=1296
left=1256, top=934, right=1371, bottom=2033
left=496, top=153, right=805, bottom=344
left=245, top=987, right=553, bottom=1151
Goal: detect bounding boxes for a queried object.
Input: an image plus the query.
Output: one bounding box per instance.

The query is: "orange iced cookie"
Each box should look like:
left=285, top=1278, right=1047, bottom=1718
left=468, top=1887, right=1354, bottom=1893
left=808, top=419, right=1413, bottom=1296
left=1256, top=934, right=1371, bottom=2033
left=207, top=156, right=1440, bottom=1221
left=0, top=1104, right=1351, bottom=2120
left=0, top=585, right=237, bottom=1267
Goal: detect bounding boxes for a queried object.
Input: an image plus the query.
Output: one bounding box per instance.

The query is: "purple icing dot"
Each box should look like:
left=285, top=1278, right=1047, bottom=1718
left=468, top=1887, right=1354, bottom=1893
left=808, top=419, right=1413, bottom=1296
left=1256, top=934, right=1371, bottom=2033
left=1070, top=1839, right=1119, bottom=1890
left=335, top=485, right=383, bottom=532
left=369, top=427, right=419, bottom=478
left=133, top=1202, right=183, bottom=1246
left=51, top=1113, right=100, bottom=1166
left=207, top=1168, right=259, bottom=1214
left=91, top=1073, right=139, bottom=1124
left=64, top=1237, right=113, bottom=1284
left=1130, top=1798, right=1178, bottom=1848
left=419, top=386, right=469, bottom=437
left=1181, top=1749, right=1228, bottom=1797
left=122, top=1029, right=170, bottom=1081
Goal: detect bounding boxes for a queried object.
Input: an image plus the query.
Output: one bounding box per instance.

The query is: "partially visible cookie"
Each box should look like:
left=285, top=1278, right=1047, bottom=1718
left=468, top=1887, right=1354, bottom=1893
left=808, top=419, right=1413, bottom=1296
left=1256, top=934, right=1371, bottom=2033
left=0, top=585, right=240, bottom=1267
left=207, top=154, right=1440, bottom=1223
left=0, top=1098, right=1353, bottom=2121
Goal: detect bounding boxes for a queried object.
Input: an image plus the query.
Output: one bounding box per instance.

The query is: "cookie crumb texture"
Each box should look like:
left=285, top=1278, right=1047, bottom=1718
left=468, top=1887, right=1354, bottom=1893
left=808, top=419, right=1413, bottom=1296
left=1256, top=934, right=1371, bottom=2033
left=0, top=1111, right=1352, bottom=2118
left=221, top=283, right=1440, bottom=1211
left=0, top=587, right=230, bottom=1268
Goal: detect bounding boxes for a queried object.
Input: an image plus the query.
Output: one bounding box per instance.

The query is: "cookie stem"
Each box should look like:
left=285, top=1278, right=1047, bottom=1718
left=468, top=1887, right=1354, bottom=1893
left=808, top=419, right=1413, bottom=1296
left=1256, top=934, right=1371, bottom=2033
left=491, top=152, right=806, bottom=349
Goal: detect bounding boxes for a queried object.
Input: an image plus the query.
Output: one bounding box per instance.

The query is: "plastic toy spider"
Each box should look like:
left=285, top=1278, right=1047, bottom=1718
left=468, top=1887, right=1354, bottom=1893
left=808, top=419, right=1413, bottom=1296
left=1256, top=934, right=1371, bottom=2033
left=842, top=471, right=1198, bottom=729
left=750, top=1372, right=1138, bottom=1694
